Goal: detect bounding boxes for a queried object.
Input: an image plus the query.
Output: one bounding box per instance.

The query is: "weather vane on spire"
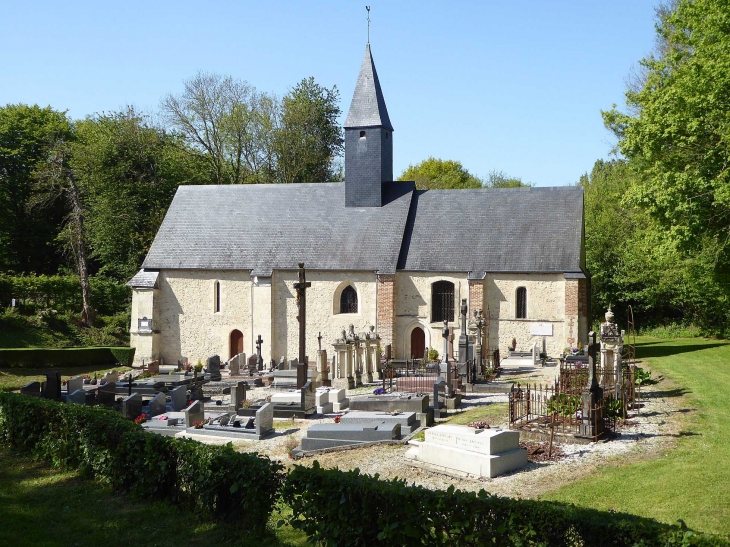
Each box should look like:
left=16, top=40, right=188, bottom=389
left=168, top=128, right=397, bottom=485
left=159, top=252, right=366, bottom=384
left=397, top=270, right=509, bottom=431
left=366, top=6, right=371, bottom=44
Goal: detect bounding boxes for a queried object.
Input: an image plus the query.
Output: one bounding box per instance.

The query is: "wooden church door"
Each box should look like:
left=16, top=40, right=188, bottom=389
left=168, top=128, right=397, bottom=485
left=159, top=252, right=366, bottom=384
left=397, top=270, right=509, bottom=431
left=230, top=330, right=243, bottom=359
left=410, top=327, right=425, bottom=360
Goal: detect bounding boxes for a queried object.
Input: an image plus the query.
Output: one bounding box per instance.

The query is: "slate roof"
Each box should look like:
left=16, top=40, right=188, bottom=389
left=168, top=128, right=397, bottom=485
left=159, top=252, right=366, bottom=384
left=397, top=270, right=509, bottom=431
left=141, top=182, right=413, bottom=275
left=140, top=184, right=584, bottom=278
left=344, top=45, right=393, bottom=130
left=397, top=186, right=584, bottom=274
left=126, top=270, right=159, bottom=288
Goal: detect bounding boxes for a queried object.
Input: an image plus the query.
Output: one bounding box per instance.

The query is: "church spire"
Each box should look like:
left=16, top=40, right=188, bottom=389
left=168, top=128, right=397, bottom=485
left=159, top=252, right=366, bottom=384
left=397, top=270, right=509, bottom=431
left=344, top=44, right=393, bottom=131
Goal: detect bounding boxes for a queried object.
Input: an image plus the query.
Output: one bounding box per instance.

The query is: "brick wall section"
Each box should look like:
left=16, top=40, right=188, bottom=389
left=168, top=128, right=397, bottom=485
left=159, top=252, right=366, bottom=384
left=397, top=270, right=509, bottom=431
left=469, top=280, right=484, bottom=315
left=565, top=279, right=579, bottom=346
left=377, top=274, right=395, bottom=348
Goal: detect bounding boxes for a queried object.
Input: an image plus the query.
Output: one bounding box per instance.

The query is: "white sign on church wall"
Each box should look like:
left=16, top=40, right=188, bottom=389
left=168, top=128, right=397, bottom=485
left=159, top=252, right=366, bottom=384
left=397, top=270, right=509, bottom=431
left=530, top=323, right=553, bottom=336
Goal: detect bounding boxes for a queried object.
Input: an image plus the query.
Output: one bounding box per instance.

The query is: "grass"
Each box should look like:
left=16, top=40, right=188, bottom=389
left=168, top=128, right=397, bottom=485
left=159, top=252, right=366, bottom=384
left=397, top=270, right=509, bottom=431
left=542, top=336, right=730, bottom=537
left=0, top=448, right=308, bottom=547
left=0, top=365, right=132, bottom=392
left=443, top=402, right=509, bottom=426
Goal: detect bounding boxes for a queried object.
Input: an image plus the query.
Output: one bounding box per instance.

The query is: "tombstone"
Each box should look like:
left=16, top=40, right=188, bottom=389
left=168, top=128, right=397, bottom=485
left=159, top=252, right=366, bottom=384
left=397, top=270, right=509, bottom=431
left=122, top=393, right=143, bottom=419
left=207, top=355, right=222, bottom=382
left=184, top=400, right=204, bottom=427
left=278, top=357, right=288, bottom=370
left=20, top=381, right=42, bottom=397
left=147, top=360, right=160, bottom=375
left=301, top=380, right=316, bottom=415
left=98, top=382, right=116, bottom=406
left=255, top=334, right=264, bottom=371
left=433, top=377, right=445, bottom=419
left=43, top=372, right=62, bottom=401
left=147, top=392, right=166, bottom=417
left=230, top=381, right=247, bottom=411
left=66, top=375, right=83, bottom=394
left=67, top=389, right=86, bottom=405
left=229, top=354, right=240, bottom=376
left=255, top=402, right=274, bottom=437
left=248, top=354, right=258, bottom=374
left=170, top=385, right=187, bottom=411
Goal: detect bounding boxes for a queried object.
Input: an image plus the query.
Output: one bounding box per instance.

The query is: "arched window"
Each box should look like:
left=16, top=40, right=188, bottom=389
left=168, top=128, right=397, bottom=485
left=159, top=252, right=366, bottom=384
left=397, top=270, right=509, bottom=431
left=340, top=285, right=358, bottom=314
left=214, top=281, right=221, bottom=313
left=432, top=281, right=455, bottom=323
left=516, top=287, right=527, bottom=319
left=359, top=130, right=366, bottom=138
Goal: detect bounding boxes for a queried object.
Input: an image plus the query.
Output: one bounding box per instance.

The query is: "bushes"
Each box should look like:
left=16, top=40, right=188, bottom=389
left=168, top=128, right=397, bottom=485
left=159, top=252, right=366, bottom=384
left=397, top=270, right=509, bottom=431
left=0, top=347, right=135, bottom=368
left=0, top=393, right=284, bottom=533
left=282, top=463, right=727, bottom=547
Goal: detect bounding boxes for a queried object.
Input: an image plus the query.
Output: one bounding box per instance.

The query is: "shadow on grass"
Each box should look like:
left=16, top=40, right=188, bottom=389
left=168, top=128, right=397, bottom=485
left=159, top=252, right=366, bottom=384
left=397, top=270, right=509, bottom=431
left=635, top=342, right=728, bottom=359
left=647, top=387, right=692, bottom=398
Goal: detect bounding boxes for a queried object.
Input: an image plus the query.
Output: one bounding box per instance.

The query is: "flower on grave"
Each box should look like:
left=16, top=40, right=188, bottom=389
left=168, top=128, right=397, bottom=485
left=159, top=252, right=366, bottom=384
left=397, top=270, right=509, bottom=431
left=467, top=421, right=490, bottom=430
left=134, top=414, right=147, bottom=425
left=192, top=420, right=206, bottom=429
left=373, top=387, right=385, bottom=395
left=334, top=415, right=341, bottom=423
left=157, top=415, right=168, bottom=421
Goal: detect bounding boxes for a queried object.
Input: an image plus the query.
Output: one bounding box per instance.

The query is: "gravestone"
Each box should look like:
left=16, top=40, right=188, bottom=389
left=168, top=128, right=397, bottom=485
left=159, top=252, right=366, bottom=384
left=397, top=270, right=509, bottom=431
left=230, top=381, right=247, bottom=411
left=229, top=354, right=240, bottom=376
left=248, top=354, right=258, bottom=374
left=98, top=382, right=117, bottom=406
left=405, top=424, right=527, bottom=478
left=339, top=411, right=418, bottom=434
left=278, top=357, right=288, bottom=370
left=44, top=372, right=62, bottom=401
left=66, top=375, right=83, bottom=394
left=297, top=422, right=400, bottom=453
left=68, top=389, right=87, bottom=405
left=316, top=389, right=333, bottom=414
left=433, top=377, right=446, bottom=419
left=147, top=392, right=166, bottom=417
left=301, top=381, right=316, bottom=415
left=170, top=385, right=187, bottom=411
left=255, top=402, right=274, bottom=437
left=207, top=355, right=222, bottom=381
left=101, top=371, right=119, bottom=384
left=122, top=393, right=143, bottom=419
left=184, top=400, right=204, bottom=427
left=20, top=381, right=42, bottom=397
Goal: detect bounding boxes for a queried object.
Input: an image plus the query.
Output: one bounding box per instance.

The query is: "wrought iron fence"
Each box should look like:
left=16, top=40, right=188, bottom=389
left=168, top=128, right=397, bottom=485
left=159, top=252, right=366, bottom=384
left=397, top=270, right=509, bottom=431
left=381, top=359, right=458, bottom=395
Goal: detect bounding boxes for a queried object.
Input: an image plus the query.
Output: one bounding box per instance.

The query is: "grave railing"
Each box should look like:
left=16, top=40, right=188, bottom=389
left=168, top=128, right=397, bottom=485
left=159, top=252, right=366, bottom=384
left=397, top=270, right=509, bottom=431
left=381, top=359, right=457, bottom=395
left=558, top=361, right=639, bottom=417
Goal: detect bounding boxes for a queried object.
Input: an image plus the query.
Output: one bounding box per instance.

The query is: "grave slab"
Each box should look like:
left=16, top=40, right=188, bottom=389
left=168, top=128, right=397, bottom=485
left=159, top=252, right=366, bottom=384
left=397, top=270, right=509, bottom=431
left=67, top=389, right=86, bottom=405
left=349, top=394, right=428, bottom=413
left=147, top=392, right=166, bottom=417
left=122, top=393, right=143, bottom=419
left=170, top=385, right=187, bottom=411
left=66, top=376, right=83, bottom=394
left=184, top=400, right=204, bottom=427
left=339, top=411, right=419, bottom=433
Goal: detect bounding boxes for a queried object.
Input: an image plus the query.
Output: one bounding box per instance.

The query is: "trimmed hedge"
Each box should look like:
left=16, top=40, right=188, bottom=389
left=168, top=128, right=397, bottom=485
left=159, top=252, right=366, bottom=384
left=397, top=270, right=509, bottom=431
left=282, top=463, right=729, bottom=547
left=0, top=393, right=284, bottom=533
left=0, top=346, right=135, bottom=368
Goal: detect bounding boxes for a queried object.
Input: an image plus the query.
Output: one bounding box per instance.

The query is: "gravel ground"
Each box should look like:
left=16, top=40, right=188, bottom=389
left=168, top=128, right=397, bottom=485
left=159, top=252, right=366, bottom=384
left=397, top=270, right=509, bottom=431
left=189, top=365, right=687, bottom=499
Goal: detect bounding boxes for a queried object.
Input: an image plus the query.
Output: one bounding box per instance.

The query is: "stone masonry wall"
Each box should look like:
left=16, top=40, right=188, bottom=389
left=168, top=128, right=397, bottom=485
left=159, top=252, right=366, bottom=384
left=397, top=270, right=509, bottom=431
left=377, top=274, right=395, bottom=350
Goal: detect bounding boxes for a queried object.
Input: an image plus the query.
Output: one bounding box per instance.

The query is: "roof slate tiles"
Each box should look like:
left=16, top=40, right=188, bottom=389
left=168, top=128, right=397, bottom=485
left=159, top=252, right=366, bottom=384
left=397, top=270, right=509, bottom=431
left=344, top=44, right=393, bottom=130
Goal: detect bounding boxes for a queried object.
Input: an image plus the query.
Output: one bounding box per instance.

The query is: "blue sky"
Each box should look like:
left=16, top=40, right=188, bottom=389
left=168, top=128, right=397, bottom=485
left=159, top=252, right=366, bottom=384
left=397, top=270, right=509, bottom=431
left=1, top=1, right=659, bottom=186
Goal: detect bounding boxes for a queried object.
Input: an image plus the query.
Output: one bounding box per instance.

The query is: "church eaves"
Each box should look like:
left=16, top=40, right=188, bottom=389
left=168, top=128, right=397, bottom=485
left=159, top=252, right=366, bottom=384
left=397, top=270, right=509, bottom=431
left=344, top=44, right=393, bottom=130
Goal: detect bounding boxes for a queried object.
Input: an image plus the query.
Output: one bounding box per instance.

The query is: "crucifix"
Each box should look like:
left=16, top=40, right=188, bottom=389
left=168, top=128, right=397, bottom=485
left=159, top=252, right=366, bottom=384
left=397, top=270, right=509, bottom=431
left=293, top=263, right=311, bottom=387
left=255, top=334, right=264, bottom=370
left=366, top=6, right=371, bottom=44
left=317, top=331, right=322, bottom=351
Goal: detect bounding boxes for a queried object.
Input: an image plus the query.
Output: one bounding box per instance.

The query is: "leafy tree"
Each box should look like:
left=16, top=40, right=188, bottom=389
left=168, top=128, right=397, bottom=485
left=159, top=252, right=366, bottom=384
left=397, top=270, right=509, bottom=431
left=72, top=108, right=206, bottom=280
left=0, top=105, right=72, bottom=273
left=484, top=170, right=532, bottom=188
left=274, top=77, right=343, bottom=183
left=603, top=0, right=730, bottom=265
left=399, top=157, right=483, bottom=190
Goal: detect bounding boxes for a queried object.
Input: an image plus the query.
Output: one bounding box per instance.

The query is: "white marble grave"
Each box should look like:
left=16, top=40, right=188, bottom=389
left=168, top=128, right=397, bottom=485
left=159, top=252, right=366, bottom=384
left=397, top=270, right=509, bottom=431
left=405, top=424, right=527, bottom=478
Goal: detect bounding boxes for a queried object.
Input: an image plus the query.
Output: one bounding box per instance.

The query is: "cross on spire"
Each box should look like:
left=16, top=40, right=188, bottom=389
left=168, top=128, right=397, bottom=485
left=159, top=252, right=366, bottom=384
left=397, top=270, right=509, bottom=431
left=366, top=6, right=371, bottom=44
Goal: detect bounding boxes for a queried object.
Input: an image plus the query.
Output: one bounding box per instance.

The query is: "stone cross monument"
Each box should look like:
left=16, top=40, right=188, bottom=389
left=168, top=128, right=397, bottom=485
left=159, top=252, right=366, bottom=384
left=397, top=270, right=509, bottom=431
left=294, top=263, right=311, bottom=389
left=255, top=334, right=264, bottom=371
left=458, top=298, right=468, bottom=366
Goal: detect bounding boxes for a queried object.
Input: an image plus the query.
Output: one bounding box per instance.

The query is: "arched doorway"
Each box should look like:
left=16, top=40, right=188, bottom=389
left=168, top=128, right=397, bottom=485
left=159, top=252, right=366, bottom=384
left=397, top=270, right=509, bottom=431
left=229, top=330, right=243, bottom=359
left=410, top=327, right=425, bottom=360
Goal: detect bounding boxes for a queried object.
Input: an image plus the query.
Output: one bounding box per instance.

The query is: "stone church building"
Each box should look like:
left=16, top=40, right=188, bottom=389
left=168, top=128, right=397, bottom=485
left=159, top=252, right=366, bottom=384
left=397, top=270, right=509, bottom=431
left=128, top=45, right=588, bottom=367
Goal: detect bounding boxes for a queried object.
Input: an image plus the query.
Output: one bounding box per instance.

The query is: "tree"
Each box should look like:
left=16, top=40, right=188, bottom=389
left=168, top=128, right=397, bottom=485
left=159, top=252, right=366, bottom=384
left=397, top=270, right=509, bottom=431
left=274, top=77, right=343, bottom=183
left=161, top=72, right=277, bottom=184
left=399, top=157, right=483, bottom=190
left=603, top=0, right=730, bottom=265
left=73, top=108, right=206, bottom=280
left=0, top=104, right=72, bottom=273
left=484, top=170, right=532, bottom=188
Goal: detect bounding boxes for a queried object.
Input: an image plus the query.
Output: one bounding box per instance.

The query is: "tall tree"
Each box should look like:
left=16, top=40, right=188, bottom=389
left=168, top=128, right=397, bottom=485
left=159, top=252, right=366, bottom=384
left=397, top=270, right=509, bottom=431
left=603, top=0, right=730, bottom=266
left=274, top=77, right=343, bottom=183
left=73, top=108, right=206, bottom=280
left=161, top=72, right=277, bottom=184
left=0, top=104, right=71, bottom=273
left=484, top=170, right=532, bottom=189
left=399, top=157, right=483, bottom=190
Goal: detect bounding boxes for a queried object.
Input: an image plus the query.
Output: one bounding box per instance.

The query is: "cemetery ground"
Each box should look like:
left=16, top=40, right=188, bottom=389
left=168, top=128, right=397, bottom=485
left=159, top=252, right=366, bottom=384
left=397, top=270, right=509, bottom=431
left=1, top=336, right=728, bottom=543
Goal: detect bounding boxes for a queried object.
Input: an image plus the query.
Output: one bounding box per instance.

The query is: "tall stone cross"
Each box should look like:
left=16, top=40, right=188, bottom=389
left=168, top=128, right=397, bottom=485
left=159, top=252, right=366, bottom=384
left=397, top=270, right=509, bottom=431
left=317, top=331, right=322, bottom=351
left=458, top=298, right=469, bottom=364
left=293, top=263, right=311, bottom=366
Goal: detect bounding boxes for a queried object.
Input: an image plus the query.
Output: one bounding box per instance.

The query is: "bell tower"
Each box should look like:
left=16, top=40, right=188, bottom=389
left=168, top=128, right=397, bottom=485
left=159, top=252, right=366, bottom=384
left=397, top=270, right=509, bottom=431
left=344, top=44, right=393, bottom=207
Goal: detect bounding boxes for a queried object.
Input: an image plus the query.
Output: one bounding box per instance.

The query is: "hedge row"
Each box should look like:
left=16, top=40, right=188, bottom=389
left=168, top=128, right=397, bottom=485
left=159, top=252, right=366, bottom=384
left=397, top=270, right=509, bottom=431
left=0, top=274, right=130, bottom=316
left=0, top=393, right=284, bottom=534
left=282, top=463, right=728, bottom=547
left=0, top=347, right=135, bottom=368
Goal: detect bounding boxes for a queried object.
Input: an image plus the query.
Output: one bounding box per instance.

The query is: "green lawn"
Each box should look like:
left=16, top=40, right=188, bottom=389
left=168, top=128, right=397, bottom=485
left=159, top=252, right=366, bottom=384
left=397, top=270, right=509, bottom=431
left=0, top=365, right=132, bottom=392
left=543, top=336, right=730, bottom=537
left=0, top=449, right=307, bottom=546
left=443, top=401, right=508, bottom=425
